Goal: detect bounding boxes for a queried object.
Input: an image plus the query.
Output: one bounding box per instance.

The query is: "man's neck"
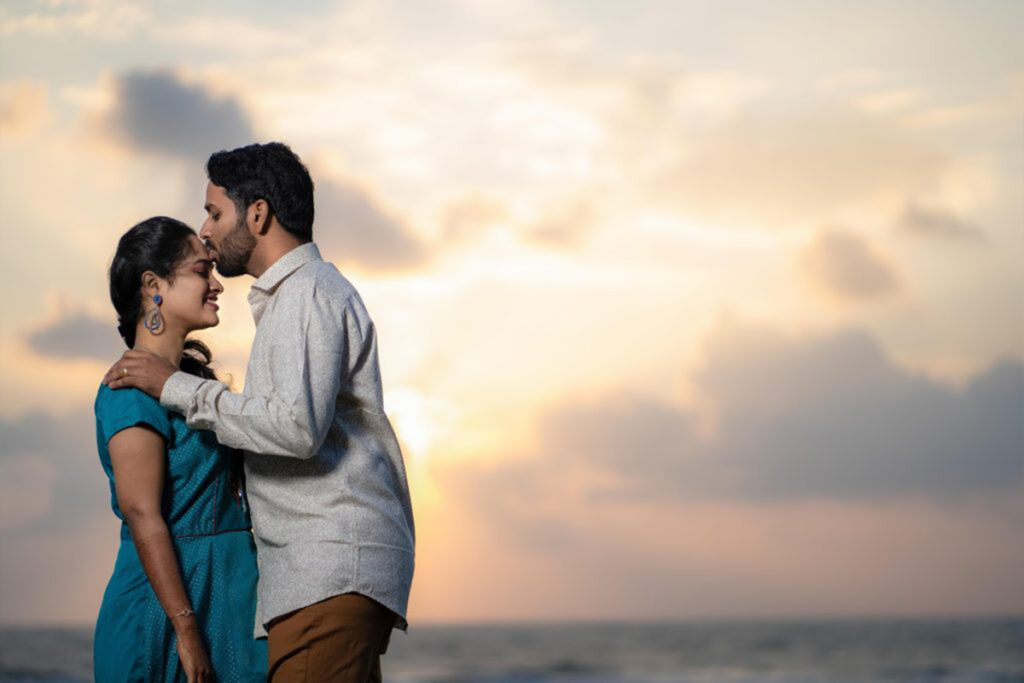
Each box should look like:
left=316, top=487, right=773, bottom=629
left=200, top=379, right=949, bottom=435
left=248, top=229, right=308, bottom=279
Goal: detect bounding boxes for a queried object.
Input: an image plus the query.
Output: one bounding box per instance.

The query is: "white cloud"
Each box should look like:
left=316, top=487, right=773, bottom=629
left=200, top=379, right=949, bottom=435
left=0, top=80, right=51, bottom=138
left=0, top=0, right=149, bottom=39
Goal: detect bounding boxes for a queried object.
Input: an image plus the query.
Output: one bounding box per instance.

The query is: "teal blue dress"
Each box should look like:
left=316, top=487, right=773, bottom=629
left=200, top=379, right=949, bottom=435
left=92, top=384, right=267, bottom=682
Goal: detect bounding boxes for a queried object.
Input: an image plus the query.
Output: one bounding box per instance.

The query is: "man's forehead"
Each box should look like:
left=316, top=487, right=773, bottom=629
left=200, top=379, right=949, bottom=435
left=205, top=182, right=229, bottom=201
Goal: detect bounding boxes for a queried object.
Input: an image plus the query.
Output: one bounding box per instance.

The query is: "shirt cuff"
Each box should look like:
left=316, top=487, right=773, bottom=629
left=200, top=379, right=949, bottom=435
left=159, top=371, right=205, bottom=414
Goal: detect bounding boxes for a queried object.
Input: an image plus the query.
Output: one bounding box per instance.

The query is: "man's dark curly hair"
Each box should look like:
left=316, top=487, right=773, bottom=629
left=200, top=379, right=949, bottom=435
left=206, top=141, right=315, bottom=241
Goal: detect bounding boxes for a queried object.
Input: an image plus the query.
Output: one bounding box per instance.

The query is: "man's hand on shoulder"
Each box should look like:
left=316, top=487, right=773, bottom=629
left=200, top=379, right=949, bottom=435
left=102, top=350, right=177, bottom=399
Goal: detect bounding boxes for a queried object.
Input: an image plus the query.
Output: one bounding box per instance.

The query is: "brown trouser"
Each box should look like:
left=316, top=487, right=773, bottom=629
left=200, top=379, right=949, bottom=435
left=266, top=592, right=397, bottom=682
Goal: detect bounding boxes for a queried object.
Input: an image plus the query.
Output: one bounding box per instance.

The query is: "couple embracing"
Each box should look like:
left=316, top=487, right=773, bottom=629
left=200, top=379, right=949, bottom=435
left=93, top=142, right=415, bottom=682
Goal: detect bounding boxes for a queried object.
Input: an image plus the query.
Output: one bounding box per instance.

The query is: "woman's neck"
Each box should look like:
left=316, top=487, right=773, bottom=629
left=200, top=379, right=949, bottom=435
left=132, top=323, right=186, bottom=368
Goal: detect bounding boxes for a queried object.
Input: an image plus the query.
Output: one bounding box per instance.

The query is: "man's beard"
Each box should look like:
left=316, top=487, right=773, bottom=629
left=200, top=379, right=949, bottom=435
left=215, top=214, right=257, bottom=277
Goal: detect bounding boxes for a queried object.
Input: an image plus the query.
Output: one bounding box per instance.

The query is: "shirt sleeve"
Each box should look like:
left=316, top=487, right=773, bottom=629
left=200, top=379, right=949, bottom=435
left=96, top=385, right=174, bottom=445
left=159, top=275, right=359, bottom=459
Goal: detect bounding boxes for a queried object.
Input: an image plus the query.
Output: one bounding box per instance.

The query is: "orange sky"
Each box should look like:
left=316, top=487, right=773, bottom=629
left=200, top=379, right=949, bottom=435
left=1, top=0, right=1022, bottom=625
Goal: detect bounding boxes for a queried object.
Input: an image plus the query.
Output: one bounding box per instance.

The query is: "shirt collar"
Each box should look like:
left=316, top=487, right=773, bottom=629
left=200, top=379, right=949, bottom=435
left=250, top=242, right=321, bottom=295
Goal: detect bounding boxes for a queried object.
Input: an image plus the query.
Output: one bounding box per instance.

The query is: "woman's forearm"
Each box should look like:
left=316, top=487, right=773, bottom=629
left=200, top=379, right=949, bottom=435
left=125, top=513, right=198, bottom=635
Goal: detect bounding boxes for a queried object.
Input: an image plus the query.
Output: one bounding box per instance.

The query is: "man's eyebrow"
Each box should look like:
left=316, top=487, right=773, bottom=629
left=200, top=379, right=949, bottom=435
left=204, top=203, right=216, bottom=213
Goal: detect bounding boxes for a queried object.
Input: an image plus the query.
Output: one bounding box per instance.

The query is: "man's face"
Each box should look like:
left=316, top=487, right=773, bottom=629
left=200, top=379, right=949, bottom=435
left=201, top=182, right=256, bottom=277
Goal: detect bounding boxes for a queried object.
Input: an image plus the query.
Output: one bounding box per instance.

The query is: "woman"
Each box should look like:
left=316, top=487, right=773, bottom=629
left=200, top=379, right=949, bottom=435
left=93, top=216, right=267, bottom=681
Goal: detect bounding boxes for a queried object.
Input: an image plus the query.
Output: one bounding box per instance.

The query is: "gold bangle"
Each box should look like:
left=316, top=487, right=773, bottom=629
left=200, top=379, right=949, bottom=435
left=169, top=607, right=194, bottom=620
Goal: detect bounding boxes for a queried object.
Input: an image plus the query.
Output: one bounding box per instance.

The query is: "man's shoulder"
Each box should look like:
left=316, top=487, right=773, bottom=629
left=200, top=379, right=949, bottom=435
left=280, top=254, right=358, bottom=304
left=304, top=257, right=357, bottom=295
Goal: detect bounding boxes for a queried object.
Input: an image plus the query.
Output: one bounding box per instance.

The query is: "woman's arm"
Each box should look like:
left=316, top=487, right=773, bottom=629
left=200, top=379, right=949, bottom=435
left=108, top=426, right=212, bottom=682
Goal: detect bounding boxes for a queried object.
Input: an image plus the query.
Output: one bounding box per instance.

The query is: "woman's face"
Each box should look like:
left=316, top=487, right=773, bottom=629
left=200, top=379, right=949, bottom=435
left=156, top=235, right=223, bottom=333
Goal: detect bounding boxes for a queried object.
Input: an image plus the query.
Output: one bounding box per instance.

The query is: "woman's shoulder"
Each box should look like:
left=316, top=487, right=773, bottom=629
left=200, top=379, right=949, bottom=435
left=94, top=383, right=174, bottom=443
left=94, top=383, right=162, bottom=414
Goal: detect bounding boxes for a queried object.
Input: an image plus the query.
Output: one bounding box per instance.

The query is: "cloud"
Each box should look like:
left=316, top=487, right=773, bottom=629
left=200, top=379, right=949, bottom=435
left=0, top=79, right=50, bottom=138
left=421, top=320, right=1024, bottom=619
left=690, top=322, right=1023, bottom=500
left=905, top=101, right=1003, bottom=129
left=25, top=311, right=123, bottom=362
left=315, top=178, right=429, bottom=272
left=101, top=70, right=254, bottom=160
left=897, top=203, right=987, bottom=242
left=0, top=456, right=57, bottom=530
left=657, top=107, right=947, bottom=227
left=437, top=194, right=597, bottom=250
left=0, top=406, right=107, bottom=534
left=853, top=87, right=928, bottom=114
left=439, top=195, right=508, bottom=245
left=528, top=201, right=595, bottom=248
left=0, top=0, right=149, bottom=39
left=443, top=321, right=1023, bottom=504
left=798, top=228, right=899, bottom=300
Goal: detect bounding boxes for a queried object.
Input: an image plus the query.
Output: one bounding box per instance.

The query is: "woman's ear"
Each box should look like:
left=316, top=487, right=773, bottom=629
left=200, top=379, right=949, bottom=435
left=140, top=271, right=161, bottom=297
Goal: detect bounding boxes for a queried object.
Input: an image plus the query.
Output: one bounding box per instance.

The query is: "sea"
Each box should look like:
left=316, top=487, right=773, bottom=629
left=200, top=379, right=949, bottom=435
left=0, top=618, right=1021, bottom=682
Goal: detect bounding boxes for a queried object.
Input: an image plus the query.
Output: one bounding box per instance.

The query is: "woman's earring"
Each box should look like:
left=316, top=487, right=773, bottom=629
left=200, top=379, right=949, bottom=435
left=143, top=294, right=164, bottom=334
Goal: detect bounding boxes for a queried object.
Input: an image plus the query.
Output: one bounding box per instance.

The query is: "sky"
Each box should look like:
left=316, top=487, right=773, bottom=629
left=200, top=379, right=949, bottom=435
left=0, top=0, right=1022, bottom=626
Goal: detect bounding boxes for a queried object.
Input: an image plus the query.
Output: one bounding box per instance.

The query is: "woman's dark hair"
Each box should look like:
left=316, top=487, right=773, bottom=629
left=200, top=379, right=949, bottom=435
left=206, top=141, right=314, bottom=241
left=109, top=215, right=245, bottom=504
left=109, top=215, right=217, bottom=380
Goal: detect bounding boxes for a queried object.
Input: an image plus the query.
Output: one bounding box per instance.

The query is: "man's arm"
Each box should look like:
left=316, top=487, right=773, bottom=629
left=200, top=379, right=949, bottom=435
left=107, top=279, right=361, bottom=459
left=171, top=283, right=358, bottom=459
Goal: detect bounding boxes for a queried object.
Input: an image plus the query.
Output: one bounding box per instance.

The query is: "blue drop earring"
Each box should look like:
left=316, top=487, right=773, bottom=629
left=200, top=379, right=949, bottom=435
left=143, top=294, right=164, bottom=334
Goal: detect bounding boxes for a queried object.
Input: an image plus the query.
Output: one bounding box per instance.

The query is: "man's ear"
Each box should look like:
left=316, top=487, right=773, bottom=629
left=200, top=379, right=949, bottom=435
left=247, top=199, right=272, bottom=236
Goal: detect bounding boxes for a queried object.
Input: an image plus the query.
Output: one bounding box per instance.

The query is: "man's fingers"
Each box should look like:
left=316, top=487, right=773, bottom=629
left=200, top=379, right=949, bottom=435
left=102, top=363, right=121, bottom=384
left=101, top=351, right=135, bottom=384
left=123, top=349, right=160, bottom=360
left=103, top=358, right=144, bottom=386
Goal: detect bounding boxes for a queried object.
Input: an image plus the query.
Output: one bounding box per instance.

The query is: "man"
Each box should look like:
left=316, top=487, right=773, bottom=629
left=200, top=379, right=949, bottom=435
left=104, top=142, right=415, bottom=682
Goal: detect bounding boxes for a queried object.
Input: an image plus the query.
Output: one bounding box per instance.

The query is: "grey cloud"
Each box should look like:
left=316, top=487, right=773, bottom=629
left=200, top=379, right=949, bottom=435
left=103, top=70, right=254, bottom=160
left=692, top=324, right=1023, bottom=499
left=25, top=311, right=123, bottom=362
left=445, top=323, right=1023, bottom=504
left=315, top=178, right=429, bottom=272
left=0, top=407, right=108, bottom=535
left=799, top=229, right=898, bottom=300
left=898, top=203, right=987, bottom=242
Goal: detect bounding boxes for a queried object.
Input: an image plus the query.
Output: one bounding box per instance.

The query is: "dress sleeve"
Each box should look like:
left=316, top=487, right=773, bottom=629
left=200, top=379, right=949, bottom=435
left=96, top=385, right=174, bottom=445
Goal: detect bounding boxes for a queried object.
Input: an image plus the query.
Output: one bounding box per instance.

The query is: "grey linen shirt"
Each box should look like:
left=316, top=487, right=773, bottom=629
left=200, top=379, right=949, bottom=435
left=160, top=243, right=415, bottom=638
